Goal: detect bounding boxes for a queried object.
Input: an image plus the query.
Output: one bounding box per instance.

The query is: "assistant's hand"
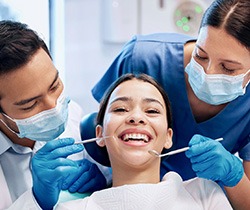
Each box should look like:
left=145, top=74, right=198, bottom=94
left=185, top=134, right=244, bottom=187
left=31, top=138, right=84, bottom=210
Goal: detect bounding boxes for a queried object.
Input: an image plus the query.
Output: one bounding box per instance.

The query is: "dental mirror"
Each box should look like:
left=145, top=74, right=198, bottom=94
left=148, top=137, right=223, bottom=158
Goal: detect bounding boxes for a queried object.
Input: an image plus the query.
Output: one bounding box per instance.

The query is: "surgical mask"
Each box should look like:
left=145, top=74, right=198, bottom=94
left=185, top=57, right=250, bottom=105
left=1, top=92, right=70, bottom=141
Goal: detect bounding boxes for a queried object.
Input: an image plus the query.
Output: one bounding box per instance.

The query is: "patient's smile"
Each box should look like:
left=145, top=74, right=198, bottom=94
left=121, top=133, right=150, bottom=143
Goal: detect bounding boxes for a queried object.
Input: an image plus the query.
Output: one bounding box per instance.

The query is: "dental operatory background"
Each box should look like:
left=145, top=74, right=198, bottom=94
left=0, top=0, right=214, bottom=115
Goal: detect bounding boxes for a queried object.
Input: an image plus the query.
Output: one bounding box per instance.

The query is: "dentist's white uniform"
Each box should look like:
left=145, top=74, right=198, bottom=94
left=1, top=101, right=110, bottom=210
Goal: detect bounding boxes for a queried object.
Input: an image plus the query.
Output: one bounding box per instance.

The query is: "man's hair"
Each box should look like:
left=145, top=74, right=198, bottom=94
left=0, top=20, right=51, bottom=112
left=0, top=20, right=51, bottom=75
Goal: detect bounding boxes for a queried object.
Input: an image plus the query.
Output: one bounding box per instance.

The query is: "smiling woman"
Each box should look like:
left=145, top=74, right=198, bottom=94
left=55, top=73, right=232, bottom=210
left=95, top=73, right=173, bottom=185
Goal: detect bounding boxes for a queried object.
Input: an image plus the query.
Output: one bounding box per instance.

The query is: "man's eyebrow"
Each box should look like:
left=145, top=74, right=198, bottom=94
left=14, top=95, right=42, bottom=106
left=14, top=71, right=59, bottom=106
left=49, top=70, right=59, bottom=90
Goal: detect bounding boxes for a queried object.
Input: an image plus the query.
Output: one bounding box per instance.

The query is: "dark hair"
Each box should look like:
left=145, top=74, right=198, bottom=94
left=96, top=73, right=173, bottom=129
left=0, top=20, right=51, bottom=112
left=0, top=20, right=51, bottom=75
left=200, top=0, right=250, bottom=49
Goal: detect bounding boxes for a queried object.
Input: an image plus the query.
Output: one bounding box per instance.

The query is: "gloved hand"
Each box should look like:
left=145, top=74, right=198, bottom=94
left=32, top=138, right=84, bottom=210
left=61, top=158, right=107, bottom=193
left=185, top=134, right=244, bottom=187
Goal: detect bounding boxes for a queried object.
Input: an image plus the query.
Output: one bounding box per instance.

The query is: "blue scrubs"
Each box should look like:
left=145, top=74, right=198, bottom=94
left=92, top=33, right=250, bottom=180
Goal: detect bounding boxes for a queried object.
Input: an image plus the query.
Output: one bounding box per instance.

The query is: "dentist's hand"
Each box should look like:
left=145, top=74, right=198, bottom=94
left=32, top=138, right=84, bottom=210
left=62, top=158, right=107, bottom=193
left=185, top=134, right=244, bottom=187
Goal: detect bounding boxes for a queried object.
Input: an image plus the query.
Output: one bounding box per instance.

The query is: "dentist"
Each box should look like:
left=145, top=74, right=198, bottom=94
left=0, top=20, right=108, bottom=210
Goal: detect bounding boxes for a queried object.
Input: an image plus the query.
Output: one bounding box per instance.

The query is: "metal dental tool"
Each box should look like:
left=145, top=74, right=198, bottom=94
left=148, top=137, right=224, bottom=158
left=74, top=136, right=112, bottom=144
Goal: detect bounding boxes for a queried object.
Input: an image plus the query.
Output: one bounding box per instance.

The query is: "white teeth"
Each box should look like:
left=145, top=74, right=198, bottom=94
left=122, top=133, right=149, bottom=143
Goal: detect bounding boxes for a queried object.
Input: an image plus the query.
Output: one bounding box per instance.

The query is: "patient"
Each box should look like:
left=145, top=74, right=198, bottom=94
left=56, top=73, right=232, bottom=209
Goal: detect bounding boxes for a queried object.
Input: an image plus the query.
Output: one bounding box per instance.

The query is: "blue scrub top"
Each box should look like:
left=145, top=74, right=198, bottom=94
left=92, top=33, right=250, bottom=180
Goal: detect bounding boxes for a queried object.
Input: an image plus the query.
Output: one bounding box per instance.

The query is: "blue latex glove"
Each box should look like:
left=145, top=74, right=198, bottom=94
left=32, top=138, right=84, bottom=210
left=61, top=158, right=107, bottom=193
left=185, top=134, right=244, bottom=187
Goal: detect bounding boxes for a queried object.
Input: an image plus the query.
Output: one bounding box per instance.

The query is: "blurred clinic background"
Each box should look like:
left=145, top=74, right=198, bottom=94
left=0, top=0, right=214, bottom=115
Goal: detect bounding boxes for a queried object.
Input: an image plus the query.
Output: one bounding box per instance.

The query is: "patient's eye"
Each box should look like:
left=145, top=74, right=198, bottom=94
left=113, top=107, right=128, bottom=112
left=146, top=108, right=160, bottom=114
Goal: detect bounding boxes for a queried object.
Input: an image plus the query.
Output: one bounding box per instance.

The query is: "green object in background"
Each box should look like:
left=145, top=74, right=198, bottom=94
left=58, top=190, right=92, bottom=203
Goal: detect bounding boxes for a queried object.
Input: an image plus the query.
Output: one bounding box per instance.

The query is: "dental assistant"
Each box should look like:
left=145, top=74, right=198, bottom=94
left=0, top=20, right=108, bottom=210
left=90, top=0, right=250, bottom=209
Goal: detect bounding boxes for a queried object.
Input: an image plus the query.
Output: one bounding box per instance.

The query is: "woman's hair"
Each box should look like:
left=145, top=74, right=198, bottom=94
left=200, top=0, right=250, bottom=50
left=96, top=73, right=173, bottom=128
left=0, top=20, right=51, bottom=75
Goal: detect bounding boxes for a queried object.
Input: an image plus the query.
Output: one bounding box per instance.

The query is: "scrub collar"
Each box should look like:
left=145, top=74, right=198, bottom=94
left=0, top=131, right=37, bottom=155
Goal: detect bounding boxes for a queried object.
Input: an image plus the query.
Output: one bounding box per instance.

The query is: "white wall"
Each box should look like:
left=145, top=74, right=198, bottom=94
left=64, top=0, right=124, bottom=115
left=63, top=0, right=213, bottom=115
left=0, top=0, right=50, bottom=47
left=0, top=0, right=212, bottom=115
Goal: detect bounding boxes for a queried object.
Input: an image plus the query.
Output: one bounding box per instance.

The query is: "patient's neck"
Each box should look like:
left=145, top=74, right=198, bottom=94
left=111, top=162, right=161, bottom=187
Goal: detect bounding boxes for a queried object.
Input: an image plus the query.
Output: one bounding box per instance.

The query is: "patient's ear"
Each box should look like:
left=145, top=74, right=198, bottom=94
left=164, top=128, right=173, bottom=149
left=96, top=125, right=106, bottom=147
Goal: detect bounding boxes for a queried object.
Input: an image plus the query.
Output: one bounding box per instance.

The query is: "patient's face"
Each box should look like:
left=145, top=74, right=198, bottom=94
left=96, top=79, right=172, bottom=168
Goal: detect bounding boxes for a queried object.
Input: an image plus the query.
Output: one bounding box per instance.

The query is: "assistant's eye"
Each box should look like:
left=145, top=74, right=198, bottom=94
left=221, top=64, right=236, bottom=74
left=194, top=52, right=207, bottom=61
left=194, top=46, right=208, bottom=61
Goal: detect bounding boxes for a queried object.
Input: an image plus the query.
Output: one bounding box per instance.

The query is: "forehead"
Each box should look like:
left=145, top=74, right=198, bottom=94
left=197, top=26, right=250, bottom=64
left=0, top=49, right=57, bottom=103
left=109, top=79, right=165, bottom=104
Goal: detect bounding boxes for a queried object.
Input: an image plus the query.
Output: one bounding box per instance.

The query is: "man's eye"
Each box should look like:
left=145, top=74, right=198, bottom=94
left=21, top=101, right=37, bottom=111
left=50, top=82, right=60, bottom=92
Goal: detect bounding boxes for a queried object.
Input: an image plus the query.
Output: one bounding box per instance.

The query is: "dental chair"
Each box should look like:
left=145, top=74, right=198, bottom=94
left=80, top=112, right=111, bottom=167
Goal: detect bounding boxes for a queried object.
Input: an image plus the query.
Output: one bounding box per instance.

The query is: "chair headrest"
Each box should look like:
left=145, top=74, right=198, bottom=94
left=80, top=112, right=111, bottom=166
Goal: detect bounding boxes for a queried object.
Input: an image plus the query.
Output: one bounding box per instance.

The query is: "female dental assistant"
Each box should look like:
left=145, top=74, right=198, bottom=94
left=90, top=0, right=250, bottom=209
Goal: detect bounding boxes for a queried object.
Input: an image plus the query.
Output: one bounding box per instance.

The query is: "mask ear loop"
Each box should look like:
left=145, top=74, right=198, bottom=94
left=0, top=113, right=19, bottom=135
left=0, top=119, right=19, bottom=135
left=243, top=69, right=250, bottom=88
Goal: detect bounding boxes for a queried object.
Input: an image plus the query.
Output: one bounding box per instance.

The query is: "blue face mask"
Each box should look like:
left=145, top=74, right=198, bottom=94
left=185, top=57, right=250, bottom=105
left=2, top=92, right=70, bottom=141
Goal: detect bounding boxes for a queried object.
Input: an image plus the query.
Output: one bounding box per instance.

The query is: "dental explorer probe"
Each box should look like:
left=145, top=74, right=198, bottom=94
left=74, top=136, right=112, bottom=144
left=148, top=137, right=224, bottom=158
